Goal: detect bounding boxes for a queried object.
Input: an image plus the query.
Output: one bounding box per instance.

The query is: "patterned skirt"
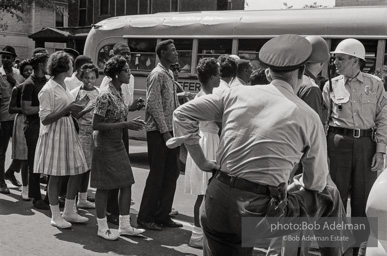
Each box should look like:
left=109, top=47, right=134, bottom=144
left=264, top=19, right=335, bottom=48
left=12, top=114, right=28, bottom=160
left=33, top=116, right=88, bottom=176
left=91, top=129, right=134, bottom=190
left=78, top=124, right=94, bottom=168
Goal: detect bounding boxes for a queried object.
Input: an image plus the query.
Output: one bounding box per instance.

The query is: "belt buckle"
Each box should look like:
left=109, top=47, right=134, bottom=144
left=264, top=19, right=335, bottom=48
left=353, top=128, right=361, bottom=138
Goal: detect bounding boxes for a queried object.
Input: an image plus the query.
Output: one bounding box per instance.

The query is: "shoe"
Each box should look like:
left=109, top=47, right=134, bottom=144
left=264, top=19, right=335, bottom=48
left=169, top=208, right=179, bottom=216
left=189, top=236, right=203, bottom=249
left=62, top=212, right=88, bottom=223
left=98, top=229, right=119, bottom=241
left=137, top=219, right=163, bottom=231
left=87, top=195, right=95, bottom=202
left=4, top=172, right=22, bottom=187
left=157, top=219, right=183, bottom=228
left=106, top=214, right=119, bottom=226
left=0, top=183, right=10, bottom=194
left=33, top=199, right=50, bottom=210
left=21, top=190, right=31, bottom=201
left=51, top=217, right=72, bottom=229
left=119, top=226, right=146, bottom=237
left=77, top=200, right=95, bottom=209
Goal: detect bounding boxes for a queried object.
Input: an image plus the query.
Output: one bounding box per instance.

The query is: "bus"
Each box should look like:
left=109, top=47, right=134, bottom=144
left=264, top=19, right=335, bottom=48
left=84, top=6, right=387, bottom=140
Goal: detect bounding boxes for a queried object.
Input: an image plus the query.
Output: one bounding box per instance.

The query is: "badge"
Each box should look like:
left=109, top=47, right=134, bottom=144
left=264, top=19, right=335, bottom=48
left=365, top=85, right=374, bottom=95
left=380, top=96, right=387, bottom=109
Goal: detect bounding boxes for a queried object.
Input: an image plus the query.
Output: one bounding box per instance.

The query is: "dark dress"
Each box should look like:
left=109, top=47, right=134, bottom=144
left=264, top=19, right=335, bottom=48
left=90, top=82, right=134, bottom=189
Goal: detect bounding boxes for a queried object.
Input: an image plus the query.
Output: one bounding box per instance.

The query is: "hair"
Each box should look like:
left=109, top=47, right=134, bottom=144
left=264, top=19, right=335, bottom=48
left=103, top=55, right=127, bottom=78
left=217, top=55, right=237, bottom=78
left=47, top=51, right=72, bottom=77
left=30, top=54, right=49, bottom=69
left=156, top=39, right=174, bottom=59
left=19, top=59, right=33, bottom=74
left=112, top=42, right=130, bottom=55
left=79, top=63, right=99, bottom=79
left=196, top=58, right=219, bottom=85
left=237, top=61, right=252, bottom=78
left=250, top=68, right=269, bottom=85
left=74, top=55, right=92, bottom=71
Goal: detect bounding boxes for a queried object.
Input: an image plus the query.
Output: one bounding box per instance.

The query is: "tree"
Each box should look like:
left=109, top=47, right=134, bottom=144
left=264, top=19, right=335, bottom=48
left=0, top=0, right=65, bottom=31
left=283, top=2, right=293, bottom=9
left=303, top=2, right=327, bottom=8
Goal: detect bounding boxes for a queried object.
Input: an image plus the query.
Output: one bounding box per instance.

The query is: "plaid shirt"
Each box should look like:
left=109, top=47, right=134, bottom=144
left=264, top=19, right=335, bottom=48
left=145, top=63, right=179, bottom=133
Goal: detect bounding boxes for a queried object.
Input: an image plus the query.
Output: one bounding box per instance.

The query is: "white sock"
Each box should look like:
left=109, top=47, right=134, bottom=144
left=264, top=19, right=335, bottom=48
left=63, top=199, right=76, bottom=215
left=191, top=226, right=203, bottom=239
left=97, top=217, right=109, bottom=232
left=119, top=215, right=131, bottom=229
left=50, top=204, right=62, bottom=221
left=78, top=192, right=87, bottom=203
left=22, top=186, right=28, bottom=193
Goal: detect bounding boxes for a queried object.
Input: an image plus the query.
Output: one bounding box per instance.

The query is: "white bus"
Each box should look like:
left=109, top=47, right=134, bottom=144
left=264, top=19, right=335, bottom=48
left=84, top=6, right=387, bottom=140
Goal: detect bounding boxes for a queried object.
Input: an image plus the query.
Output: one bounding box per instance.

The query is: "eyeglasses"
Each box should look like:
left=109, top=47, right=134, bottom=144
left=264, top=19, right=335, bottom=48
left=121, top=68, right=130, bottom=73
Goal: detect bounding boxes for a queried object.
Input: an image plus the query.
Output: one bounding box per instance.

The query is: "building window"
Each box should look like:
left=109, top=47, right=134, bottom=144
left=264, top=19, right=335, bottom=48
left=100, top=0, right=109, bottom=15
left=79, top=0, right=87, bottom=26
left=55, top=5, right=65, bottom=27
left=171, top=0, right=178, bottom=12
left=197, top=39, right=232, bottom=64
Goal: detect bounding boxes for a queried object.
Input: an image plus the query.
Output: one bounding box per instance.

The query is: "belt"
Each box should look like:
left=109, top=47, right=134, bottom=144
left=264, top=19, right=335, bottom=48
left=214, top=170, right=270, bottom=195
left=328, top=126, right=373, bottom=139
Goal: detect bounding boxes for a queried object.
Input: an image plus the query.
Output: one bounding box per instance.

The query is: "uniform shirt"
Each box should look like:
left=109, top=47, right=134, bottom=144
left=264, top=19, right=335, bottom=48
left=21, top=74, right=47, bottom=124
left=0, top=66, right=24, bottom=121
left=100, top=74, right=135, bottom=106
left=64, top=72, right=83, bottom=91
left=322, top=72, right=387, bottom=153
left=297, top=74, right=323, bottom=122
left=172, top=79, right=328, bottom=192
left=145, top=63, right=179, bottom=133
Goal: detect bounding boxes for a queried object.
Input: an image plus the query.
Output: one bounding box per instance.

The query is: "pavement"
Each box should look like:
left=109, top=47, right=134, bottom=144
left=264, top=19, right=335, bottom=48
left=0, top=139, right=269, bottom=256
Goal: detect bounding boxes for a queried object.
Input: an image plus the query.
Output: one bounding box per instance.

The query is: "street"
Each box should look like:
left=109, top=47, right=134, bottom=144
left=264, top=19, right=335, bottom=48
left=0, top=139, right=268, bottom=256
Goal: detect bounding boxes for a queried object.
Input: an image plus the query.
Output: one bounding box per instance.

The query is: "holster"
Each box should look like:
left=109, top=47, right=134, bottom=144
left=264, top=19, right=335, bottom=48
left=265, top=182, right=287, bottom=218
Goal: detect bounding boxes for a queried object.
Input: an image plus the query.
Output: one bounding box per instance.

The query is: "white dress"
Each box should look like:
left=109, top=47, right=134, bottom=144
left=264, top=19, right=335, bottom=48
left=185, top=121, right=219, bottom=195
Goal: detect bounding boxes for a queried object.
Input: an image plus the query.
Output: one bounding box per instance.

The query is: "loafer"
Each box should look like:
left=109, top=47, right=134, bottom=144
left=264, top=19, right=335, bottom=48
left=62, top=212, right=88, bottom=223
left=157, top=219, right=183, bottom=228
left=0, top=183, right=10, bottom=194
left=137, top=219, right=163, bottom=231
left=169, top=208, right=179, bottom=216
left=189, top=236, right=203, bottom=249
left=87, top=195, right=95, bottom=202
left=119, top=226, right=145, bottom=237
left=33, top=199, right=50, bottom=210
left=4, top=172, right=22, bottom=187
left=77, top=200, right=95, bottom=209
left=98, top=229, right=119, bottom=241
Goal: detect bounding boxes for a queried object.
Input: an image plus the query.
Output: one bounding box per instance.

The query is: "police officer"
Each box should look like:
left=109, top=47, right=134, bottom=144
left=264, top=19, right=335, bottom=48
left=322, top=38, right=387, bottom=256
left=297, top=36, right=330, bottom=122
left=168, top=34, right=349, bottom=256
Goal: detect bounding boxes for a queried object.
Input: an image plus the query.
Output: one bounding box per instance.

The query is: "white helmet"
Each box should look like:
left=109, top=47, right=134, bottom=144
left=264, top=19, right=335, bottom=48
left=331, top=38, right=365, bottom=60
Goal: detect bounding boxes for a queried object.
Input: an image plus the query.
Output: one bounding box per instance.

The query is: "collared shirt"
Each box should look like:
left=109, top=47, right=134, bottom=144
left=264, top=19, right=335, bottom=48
left=322, top=72, right=387, bottom=153
left=100, top=74, right=135, bottom=106
left=172, top=79, right=328, bottom=192
left=21, top=74, right=48, bottom=124
left=0, top=66, right=24, bottom=121
left=64, top=72, right=83, bottom=91
left=145, top=63, right=179, bottom=133
left=213, top=78, right=231, bottom=97
left=297, top=74, right=323, bottom=122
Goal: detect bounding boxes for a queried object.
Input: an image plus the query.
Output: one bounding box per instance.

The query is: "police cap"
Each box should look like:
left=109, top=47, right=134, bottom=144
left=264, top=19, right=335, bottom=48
left=259, top=34, right=312, bottom=72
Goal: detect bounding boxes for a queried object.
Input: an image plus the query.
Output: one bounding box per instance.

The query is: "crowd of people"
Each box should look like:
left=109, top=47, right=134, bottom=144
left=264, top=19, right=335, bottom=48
left=0, top=34, right=386, bottom=256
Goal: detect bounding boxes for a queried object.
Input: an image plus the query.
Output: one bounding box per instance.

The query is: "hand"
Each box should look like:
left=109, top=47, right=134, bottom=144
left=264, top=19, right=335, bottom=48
left=371, top=152, right=384, bottom=171
left=67, top=101, right=85, bottom=112
left=199, top=160, right=220, bottom=173
left=123, top=119, right=145, bottom=131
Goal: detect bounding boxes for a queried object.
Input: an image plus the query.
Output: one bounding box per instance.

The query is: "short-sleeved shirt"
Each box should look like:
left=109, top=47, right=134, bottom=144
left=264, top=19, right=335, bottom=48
left=21, top=75, right=48, bottom=124
left=71, top=86, right=99, bottom=126
left=0, top=66, right=24, bottom=121
left=94, top=82, right=128, bottom=123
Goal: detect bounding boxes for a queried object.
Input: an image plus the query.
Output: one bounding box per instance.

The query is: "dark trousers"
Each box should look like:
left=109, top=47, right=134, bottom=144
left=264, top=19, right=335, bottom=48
left=24, top=123, right=42, bottom=200
left=106, top=128, right=129, bottom=215
left=201, top=177, right=349, bottom=256
left=138, top=131, right=180, bottom=223
left=327, top=132, right=377, bottom=255
left=0, top=121, right=14, bottom=184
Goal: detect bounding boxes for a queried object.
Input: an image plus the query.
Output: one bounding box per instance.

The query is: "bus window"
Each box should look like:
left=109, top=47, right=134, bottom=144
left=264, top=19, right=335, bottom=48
left=197, top=39, right=232, bottom=63
left=127, top=38, right=157, bottom=72
left=162, top=39, right=193, bottom=73
left=238, top=39, right=268, bottom=70
left=97, top=44, right=115, bottom=69
left=331, top=39, right=378, bottom=74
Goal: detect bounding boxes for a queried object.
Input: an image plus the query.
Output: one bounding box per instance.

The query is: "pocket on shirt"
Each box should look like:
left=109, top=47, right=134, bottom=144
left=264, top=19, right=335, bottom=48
left=360, top=93, right=377, bottom=104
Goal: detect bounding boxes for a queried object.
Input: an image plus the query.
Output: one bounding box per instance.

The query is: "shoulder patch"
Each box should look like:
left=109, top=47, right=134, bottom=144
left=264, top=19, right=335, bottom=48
left=380, top=95, right=387, bottom=109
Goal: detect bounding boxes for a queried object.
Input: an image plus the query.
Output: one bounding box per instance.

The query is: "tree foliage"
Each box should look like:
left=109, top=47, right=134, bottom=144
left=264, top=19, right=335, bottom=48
left=303, top=2, right=328, bottom=8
